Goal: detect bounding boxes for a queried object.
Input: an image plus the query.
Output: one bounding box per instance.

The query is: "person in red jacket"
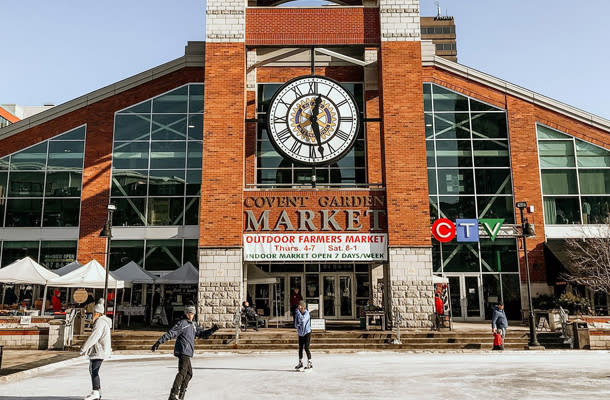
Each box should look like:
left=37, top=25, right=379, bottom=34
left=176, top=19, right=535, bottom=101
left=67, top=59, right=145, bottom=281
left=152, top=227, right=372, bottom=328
left=493, top=328, right=504, bottom=350
left=51, top=290, right=62, bottom=313
left=434, top=293, right=444, bottom=330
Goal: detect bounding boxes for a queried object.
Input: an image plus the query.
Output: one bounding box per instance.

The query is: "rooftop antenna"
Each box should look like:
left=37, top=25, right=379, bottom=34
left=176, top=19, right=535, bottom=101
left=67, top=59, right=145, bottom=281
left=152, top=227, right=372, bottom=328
left=435, top=1, right=442, bottom=18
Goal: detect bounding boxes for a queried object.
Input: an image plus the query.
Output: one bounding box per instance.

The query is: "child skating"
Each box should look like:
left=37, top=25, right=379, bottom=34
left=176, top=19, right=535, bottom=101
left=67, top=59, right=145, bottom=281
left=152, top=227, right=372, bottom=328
left=294, top=300, right=312, bottom=371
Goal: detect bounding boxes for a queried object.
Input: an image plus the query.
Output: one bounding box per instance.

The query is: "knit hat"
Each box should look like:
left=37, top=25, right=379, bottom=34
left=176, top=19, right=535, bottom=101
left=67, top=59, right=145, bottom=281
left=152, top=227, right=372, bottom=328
left=185, top=305, right=196, bottom=315
left=94, top=299, right=105, bottom=314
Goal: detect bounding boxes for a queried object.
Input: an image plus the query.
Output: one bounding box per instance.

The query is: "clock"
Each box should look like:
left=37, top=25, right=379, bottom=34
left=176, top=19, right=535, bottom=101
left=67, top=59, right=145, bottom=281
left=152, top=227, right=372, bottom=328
left=267, top=75, right=360, bottom=165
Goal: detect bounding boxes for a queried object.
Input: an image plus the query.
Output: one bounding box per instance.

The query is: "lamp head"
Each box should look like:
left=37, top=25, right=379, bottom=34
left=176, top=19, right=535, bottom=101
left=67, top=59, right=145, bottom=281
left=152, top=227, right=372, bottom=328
left=516, top=201, right=527, bottom=209
left=99, top=222, right=111, bottom=238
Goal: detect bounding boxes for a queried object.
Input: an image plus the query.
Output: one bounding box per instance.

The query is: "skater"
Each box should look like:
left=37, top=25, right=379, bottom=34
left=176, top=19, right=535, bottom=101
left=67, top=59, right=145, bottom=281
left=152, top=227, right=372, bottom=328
left=294, top=300, right=312, bottom=371
left=79, top=299, right=112, bottom=400
left=492, top=328, right=504, bottom=350
left=491, top=301, right=508, bottom=342
left=151, top=305, right=219, bottom=400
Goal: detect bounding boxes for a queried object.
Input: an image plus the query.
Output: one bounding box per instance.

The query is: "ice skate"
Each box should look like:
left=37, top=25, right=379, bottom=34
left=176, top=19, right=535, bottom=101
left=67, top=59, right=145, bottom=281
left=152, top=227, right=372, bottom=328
left=304, top=360, right=313, bottom=370
left=84, top=390, right=101, bottom=400
left=294, top=360, right=303, bottom=371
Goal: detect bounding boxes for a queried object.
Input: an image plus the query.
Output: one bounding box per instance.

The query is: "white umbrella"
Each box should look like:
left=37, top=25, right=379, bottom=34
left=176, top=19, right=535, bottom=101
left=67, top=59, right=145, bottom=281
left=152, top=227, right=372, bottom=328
left=0, top=257, right=59, bottom=313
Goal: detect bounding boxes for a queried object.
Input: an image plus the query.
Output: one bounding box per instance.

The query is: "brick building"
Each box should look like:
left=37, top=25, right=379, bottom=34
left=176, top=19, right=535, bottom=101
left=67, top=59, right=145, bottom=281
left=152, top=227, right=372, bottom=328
left=0, top=0, right=609, bottom=328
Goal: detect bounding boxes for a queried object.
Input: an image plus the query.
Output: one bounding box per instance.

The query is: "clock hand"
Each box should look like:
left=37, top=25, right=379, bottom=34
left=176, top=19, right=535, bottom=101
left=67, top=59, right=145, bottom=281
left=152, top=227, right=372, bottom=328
left=310, top=96, right=324, bottom=155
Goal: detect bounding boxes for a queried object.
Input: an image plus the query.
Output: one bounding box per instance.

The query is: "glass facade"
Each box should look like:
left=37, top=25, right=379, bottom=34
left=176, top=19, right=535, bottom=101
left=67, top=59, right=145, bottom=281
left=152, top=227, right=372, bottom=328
left=256, top=83, right=366, bottom=187
left=0, top=240, right=77, bottom=268
left=109, top=239, right=198, bottom=271
left=425, top=83, right=520, bottom=318
left=537, top=124, right=610, bottom=224
left=0, top=126, right=85, bottom=227
left=111, top=84, right=203, bottom=227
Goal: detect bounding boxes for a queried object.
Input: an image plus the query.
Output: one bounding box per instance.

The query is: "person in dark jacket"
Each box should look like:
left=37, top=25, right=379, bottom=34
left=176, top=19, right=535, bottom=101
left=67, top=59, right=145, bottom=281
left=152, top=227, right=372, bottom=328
left=491, top=301, right=508, bottom=341
left=151, top=305, right=219, bottom=400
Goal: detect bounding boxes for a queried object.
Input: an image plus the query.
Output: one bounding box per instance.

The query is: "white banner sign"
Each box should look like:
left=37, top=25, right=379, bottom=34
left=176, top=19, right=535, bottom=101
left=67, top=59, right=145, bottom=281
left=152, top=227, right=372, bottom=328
left=243, top=233, right=387, bottom=261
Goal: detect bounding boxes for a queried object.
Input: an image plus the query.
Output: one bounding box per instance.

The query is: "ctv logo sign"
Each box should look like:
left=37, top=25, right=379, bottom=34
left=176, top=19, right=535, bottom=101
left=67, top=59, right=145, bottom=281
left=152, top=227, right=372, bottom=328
left=431, top=218, right=504, bottom=243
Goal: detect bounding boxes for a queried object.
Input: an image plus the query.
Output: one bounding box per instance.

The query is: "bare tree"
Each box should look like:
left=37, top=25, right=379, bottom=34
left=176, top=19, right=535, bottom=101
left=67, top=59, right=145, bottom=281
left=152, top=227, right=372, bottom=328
left=563, top=225, right=610, bottom=293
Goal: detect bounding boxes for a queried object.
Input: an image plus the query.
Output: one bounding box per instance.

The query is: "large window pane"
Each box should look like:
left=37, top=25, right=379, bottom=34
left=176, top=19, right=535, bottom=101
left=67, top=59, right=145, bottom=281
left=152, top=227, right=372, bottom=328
left=187, top=142, right=202, bottom=169
left=582, top=197, right=610, bottom=224
left=45, top=171, right=82, bottom=197
left=257, top=140, right=284, bottom=169
left=5, top=199, right=42, bottom=227
left=0, top=156, right=9, bottom=170
left=150, top=142, right=186, bottom=169
left=433, top=113, right=470, bottom=139
left=579, top=170, right=610, bottom=195
left=151, top=114, right=187, bottom=140
left=149, top=170, right=185, bottom=196
left=113, top=142, right=149, bottom=170
left=470, top=99, right=503, bottom=112
left=186, top=170, right=201, bottom=195
left=112, top=198, right=146, bottom=226
left=501, top=274, right=522, bottom=320
left=438, top=196, right=476, bottom=219
left=54, top=126, right=86, bottom=141
left=145, top=240, right=182, bottom=270
left=423, top=83, right=432, bottom=112
left=541, top=170, right=578, bottom=195
left=477, top=196, right=515, bottom=223
left=152, top=87, right=188, bottom=114
left=470, top=113, right=507, bottom=139
left=40, top=241, right=77, bottom=270
left=426, top=140, right=435, bottom=167
left=483, top=274, right=502, bottom=320
left=189, top=84, right=204, bottom=113
left=8, top=172, right=45, bottom=197
left=435, top=140, right=472, bottom=168
left=47, top=141, right=84, bottom=170
left=442, top=243, right=479, bottom=272
left=473, top=141, right=510, bottom=167
left=118, top=100, right=151, bottom=115
left=10, top=143, right=47, bottom=170
left=537, top=125, right=570, bottom=140
left=184, top=197, right=200, bottom=225
left=183, top=239, right=199, bottom=266
left=0, top=171, right=7, bottom=197
left=576, top=140, right=610, bottom=167
left=111, top=170, right=147, bottom=197
left=475, top=169, right=512, bottom=195
left=432, top=85, right=468, bottom=112
left=429, top=196, right=439, bottom=223
left=480, top=239, right=518, bottom=272
left=428, top=169, right=437, bottom=195
left=187, top=115, right=203, bottom=140
left=539, top=141, right=575, bottom=168
left=109, top=240, right=144, bottom=270
left=43, top=199, right=80, bottom=227
left=543, top=197, right=581, bottom=224
left=2, top=241, right=39, bottom=267
left=114, top=115, right=151, bottom=141
left=436, top=169, right=474, bottom=195
left=147, top=197, right=184, bottom=225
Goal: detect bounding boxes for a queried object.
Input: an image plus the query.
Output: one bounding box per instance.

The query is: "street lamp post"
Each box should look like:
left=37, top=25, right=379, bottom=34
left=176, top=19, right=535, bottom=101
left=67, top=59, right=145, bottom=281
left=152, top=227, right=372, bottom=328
left=99, top=204, right=117, bottom=314
left=516, top=201, right=540, bottom=347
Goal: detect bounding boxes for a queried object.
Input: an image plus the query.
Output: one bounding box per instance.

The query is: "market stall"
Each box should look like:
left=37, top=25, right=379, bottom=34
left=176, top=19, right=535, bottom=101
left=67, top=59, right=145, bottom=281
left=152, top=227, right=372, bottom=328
left=113, top=261, right=156, bottom=326
left=155, top=262, right=199, bottom=324
left=0, top=257, right=59, bottom=314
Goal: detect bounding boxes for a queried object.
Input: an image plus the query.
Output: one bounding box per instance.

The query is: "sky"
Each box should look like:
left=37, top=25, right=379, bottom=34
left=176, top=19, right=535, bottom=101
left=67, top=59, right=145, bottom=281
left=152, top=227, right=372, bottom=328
left=1, top=0, right=609, bottom=120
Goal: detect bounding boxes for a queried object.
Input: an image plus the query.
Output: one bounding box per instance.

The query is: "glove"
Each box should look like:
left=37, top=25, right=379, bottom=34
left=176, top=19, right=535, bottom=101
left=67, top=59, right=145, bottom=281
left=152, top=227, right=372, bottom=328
left=151, top=341, right=160, bottom=352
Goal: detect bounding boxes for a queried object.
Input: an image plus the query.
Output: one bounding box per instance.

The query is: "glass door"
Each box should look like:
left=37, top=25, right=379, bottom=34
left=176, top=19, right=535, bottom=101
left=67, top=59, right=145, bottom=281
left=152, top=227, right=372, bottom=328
left=322, top=276, right=336, bottom=317
left=446, top=274, right=483, bottom=320
left=321, top=274, right=354, bottom=319
left=339, top=275, right=353, bottom=318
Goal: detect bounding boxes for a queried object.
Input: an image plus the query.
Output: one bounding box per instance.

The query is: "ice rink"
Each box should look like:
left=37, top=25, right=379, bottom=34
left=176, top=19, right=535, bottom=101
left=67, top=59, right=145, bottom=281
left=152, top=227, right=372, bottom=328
left=2, top=351, right=610, bottom=399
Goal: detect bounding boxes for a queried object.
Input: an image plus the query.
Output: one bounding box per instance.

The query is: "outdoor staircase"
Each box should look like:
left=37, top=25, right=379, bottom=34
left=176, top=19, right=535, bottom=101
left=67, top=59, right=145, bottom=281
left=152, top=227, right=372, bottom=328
left=69, top=328, right=530, bottom=352
left=536, top=332, right=573, bottom=349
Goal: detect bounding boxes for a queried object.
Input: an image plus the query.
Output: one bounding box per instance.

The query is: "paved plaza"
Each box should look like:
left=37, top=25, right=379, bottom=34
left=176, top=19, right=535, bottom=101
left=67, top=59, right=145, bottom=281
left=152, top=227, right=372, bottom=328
left=1, top=351, right=610, bottom=399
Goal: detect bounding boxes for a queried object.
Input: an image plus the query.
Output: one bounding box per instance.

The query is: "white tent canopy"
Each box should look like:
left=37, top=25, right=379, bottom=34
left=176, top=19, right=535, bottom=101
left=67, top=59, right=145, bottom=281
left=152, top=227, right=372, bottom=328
left=113, top=261, right=156, bottom=284
left=55, top=261, right=82, bottom=276
left=433, top=275, right=449, bottom=284
left=48, top=259, right=128, bottom=289
left=0, top=257, right=59, bottom=284
left=156, top=262, right=199, bottom=285
left=246, top=264, right=279, bottom=284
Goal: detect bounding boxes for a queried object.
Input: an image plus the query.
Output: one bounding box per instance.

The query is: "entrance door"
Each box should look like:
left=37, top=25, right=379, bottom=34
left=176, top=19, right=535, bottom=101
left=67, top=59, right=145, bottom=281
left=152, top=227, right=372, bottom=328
left=321, top=274, right=354, bottom=319
left=446, top=274, right=483, bottom=320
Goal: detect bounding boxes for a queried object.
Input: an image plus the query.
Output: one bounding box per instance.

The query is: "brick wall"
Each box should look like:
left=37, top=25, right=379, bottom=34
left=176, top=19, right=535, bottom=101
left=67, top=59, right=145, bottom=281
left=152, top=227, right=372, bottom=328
left=200, top=43, right=246, bottom=247
left=379, top=41, right=430, bottom=247
left=246, top=8, right=380, bottom=46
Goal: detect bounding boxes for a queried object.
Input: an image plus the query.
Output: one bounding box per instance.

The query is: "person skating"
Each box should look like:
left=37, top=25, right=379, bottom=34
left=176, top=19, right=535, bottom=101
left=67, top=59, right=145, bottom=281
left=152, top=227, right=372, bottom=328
left=79, top=299, right=112, bottom=400
left=151, top=305, right=219, bottom=400
left=294, top=300, right=312, bottom=371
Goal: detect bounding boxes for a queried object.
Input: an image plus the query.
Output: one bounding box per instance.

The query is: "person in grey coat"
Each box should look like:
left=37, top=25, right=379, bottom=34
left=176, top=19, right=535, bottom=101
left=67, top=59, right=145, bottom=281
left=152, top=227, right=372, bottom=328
left=80, top=300, right=112, bottom=400
left=491, top=301, right=508, bottom=342
left=151, top=305, right=218, bottom=400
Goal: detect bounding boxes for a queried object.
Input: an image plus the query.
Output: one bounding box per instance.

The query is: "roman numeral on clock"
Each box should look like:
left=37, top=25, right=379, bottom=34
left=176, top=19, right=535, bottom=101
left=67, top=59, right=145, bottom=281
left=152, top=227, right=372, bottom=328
left=335, top=130, right=350, bottom=141
left=336, top=99, right=348, bottom=108
left=308, top=81, right=318, bottom=94
left=274, top=115, right=287, bottom=124
left=290, top=141, right=303, bottom=154
left=277, top=128, right=291, bottom=143
left=309, top=146, right=317, bottom=159
left=340, top=117, right=352, bottom=123
left=291, top=86, right=303, bottom=97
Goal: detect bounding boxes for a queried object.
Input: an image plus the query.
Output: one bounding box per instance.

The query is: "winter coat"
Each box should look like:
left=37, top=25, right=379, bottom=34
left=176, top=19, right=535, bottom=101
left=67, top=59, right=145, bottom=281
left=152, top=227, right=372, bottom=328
left=81, top=315, right=112, bottom=360
left=295, top=309, right=311, bottom=337
left=157, top=318, right=216, bottom=358
left=491, top=306, right=508, bottom=330
left=435, top=296, right=444, bottom=315
left=290, top=292, right=303, bottom=307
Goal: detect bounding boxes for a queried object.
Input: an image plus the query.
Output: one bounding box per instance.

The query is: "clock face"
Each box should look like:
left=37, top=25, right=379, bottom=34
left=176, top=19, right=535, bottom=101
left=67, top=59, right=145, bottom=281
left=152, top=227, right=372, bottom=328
left=267, top=76, right=360, bottom=166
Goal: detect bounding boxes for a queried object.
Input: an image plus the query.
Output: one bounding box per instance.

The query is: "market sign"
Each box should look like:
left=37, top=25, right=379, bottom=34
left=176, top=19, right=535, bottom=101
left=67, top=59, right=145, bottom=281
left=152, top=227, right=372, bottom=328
left=243, top=233, right=387, bottom=261
left=432, top=218, right=505, bottom=243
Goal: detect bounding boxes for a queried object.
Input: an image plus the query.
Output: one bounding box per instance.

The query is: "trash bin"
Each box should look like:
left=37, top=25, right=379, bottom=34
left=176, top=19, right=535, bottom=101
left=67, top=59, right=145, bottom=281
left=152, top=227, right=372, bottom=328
left=572, top=320, right=590, bottom=349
